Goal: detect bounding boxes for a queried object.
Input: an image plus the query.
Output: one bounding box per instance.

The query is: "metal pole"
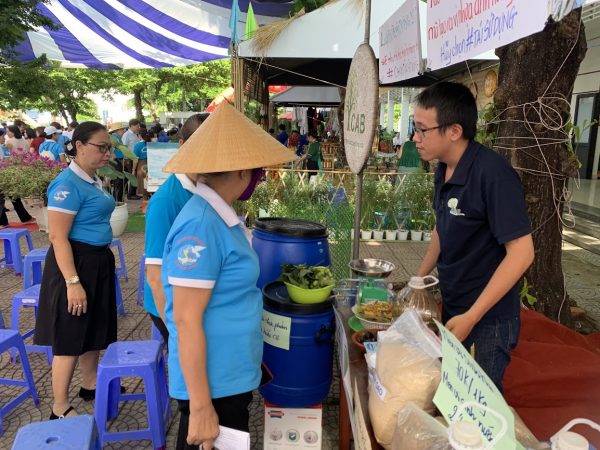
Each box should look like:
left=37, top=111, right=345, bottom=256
left=352, top=0, right=373, bottom=260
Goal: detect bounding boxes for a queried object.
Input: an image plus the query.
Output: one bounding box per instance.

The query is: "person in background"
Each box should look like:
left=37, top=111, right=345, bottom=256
left=13, top=120, right=27, bottom=137
left=287, top=129, right=300, bottom=149
left=396, top=131, right=422, bottom=173
left=63, top=121, right=78, bottom=140
left=39, top=126, right=66, bottom=162
left=34, top=122, right=117, bottom=419
left=161, top=104, right=296, bottom=450
left=0, top=129, right=7, bottom=158
left=5, top=125, right=30, bottom=153
left=268, top=128, right=275, bottom=137
left=50, top=122, right=69, bottom=149
left=108, top=122, right=128, bottom=202
left=31, top=127, right=46, bottom=153
left=276, top=123, right=288, bottom=145
left=133, top=128, right=156, bottom=199
left=414, top=82, right=534, bottom=392
left=392, top=132, right=402, bottom=150
left=25, top=128, right=36, bottom=144
left=122, top=119, right=142, bottom=200
left=144, top=113, right=210, bottom=347
left=306, top=131, right=321, bottom=179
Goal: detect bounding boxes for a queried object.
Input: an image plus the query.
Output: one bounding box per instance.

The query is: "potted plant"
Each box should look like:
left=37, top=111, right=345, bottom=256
left=96, top=136, right=139, bottom=237
left=0, top=150, right=67, bottom=232
left=360, top=178, right=378, bottom=240
left=423, top=205, right=436, bottom=242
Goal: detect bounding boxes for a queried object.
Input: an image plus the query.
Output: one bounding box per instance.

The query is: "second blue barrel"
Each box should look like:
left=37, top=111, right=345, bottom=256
left=260, top=281, right=334, bottom=407
left=252, top=218, right=331, bottom=289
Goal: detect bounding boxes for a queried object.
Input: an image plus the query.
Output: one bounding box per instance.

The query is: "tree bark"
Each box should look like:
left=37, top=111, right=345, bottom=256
left=133, top=88, right=144, bottom=122
left=493, top=9, right=587, bottom=324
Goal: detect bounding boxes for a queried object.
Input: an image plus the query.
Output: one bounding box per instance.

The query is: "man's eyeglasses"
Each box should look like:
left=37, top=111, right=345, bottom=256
left=87, top=142, right=112, bottom=154
left=413, top=125, right=446, bottom=138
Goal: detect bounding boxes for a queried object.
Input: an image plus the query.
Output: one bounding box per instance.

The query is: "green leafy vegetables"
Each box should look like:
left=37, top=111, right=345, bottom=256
left=280, top=264, right=335, bottom=289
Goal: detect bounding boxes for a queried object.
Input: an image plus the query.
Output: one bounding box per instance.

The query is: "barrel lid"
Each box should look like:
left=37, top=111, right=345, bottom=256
left=254, top=218, right=328, bottom=238
left=263, top=281, right=333, bottom=314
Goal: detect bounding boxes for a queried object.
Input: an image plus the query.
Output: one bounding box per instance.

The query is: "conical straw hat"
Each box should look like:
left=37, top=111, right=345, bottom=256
left=164, top=102, right=297, bottom=173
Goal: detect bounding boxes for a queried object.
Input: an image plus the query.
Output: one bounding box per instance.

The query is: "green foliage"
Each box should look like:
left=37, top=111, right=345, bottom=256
left=475, top=102, right=498, bottom=148
left=397, top=173, right=435, bottom=231
left=0, top=151, right=67, bottom=199
left=520, top=277, right=537, bottom=306
left=290, top=0, right=329, bottom=15
left=280, top=264, right=335, bottom=289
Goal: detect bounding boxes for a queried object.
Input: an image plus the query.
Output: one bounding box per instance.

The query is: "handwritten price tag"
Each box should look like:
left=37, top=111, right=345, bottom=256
left=262, top=310, right=291, bottom=351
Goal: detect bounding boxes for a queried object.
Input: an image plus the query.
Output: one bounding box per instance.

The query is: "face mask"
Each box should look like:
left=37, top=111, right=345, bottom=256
left=238, top=168, right=264, bottom=201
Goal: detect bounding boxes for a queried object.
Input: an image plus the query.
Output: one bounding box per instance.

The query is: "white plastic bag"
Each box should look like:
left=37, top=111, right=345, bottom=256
left=391, top=403, right=452, bottom=450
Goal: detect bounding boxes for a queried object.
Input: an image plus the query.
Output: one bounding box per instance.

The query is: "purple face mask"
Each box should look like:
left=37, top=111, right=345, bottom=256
left=238, top=168, right=265, bottom=201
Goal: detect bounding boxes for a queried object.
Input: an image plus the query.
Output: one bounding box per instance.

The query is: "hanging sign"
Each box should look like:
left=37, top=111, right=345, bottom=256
left=426, top=0, right=549, bottom=71
left=344, top=43, right=379, bottom=174
left=147, top=142, right=180, bottom=192
left=433, top=320, right=522, bottom=450
left=379, top=0, right=422, bottom=84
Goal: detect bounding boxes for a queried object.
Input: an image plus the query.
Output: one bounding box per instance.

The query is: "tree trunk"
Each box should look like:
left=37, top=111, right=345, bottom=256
left=493, top=9, right=586, bottom=324
left=133, top=89, right=144, bottom=122
left=60, top=109, right=70, bottom=123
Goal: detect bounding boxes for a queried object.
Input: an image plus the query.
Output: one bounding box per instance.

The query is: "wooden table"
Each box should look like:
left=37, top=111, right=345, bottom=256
left=336, top=305, right=384, bottom=450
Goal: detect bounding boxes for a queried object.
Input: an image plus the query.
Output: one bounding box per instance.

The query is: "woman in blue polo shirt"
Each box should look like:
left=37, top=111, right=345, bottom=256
left=144, top=113, right=208, bottom=344
left=161, top=103, right=296, bottom=450
left=34, top=121, right=117, bottom=420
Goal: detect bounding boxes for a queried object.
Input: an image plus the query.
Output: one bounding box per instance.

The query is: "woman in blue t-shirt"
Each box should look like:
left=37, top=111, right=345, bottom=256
left=34, top=122, right=117, bottom=420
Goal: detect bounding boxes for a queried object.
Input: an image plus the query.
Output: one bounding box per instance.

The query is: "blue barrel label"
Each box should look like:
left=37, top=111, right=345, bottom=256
left=262, top=310, right=291, bottom=350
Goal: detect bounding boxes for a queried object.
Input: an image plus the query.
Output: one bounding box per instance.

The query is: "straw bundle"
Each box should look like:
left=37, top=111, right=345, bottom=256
left=251, top=9, right=305, bottom=57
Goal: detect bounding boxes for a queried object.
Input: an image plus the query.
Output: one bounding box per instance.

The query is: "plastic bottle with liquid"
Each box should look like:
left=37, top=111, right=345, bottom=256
left=447, top=402, right=508, bottom=450
left=397, top=275, right=440, bottom=328
left=550, top=419, right=600, bottom=450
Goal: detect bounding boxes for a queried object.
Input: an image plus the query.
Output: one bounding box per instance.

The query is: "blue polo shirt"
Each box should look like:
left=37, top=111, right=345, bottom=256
left=111, top=133, right=124, bottom=159
left=434, top=140, right=531, bottom=324
left=162, top=183, right=262, bottom=400
left=38, top=139, right=64, bottom=160
left=133, top=141, right=147, bottom=160
left=143, top=174, right=195, bottom=317
left=47, top=162, right=115, bottom=246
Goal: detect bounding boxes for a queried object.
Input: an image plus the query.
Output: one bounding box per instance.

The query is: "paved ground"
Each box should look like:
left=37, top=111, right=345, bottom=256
left=1, top=207, right=599, bottom=449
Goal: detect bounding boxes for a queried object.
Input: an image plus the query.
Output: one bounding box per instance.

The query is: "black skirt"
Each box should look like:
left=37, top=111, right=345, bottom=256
left=34, top=240, right=117, bottom=356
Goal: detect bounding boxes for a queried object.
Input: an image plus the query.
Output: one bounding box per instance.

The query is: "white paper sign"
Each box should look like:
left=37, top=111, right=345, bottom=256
left=426, top=0, right=549, bottom=70
left=379, top=0, right=422, bottom=84
left=146, top=142, right=179, bottom=192
left=262, top=310, right=292, bottom=350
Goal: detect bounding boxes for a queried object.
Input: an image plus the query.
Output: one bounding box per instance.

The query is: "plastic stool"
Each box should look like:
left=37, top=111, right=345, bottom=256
left=11, top=414, right=100, bottom=450
left=95, top=340, right=169, bottom=449
left=0, top=228, right=34, bottom=275
left=10, top=284, right=52, bottom=364
left=0, top=311, right=4, bottom=329
left=0, top=329, right=39, bottom=436
left=111, top=238, right=128, bottom=282
left=23, top=247, right=49, bottom=289
left=137, top=255, right=145, bottom=306
left=115, top=275, right=126, bottom=316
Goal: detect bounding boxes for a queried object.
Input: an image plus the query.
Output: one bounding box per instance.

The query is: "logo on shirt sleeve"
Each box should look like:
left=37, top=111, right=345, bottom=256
left=176, top=237, right=206, bottom=270
left=447, top=198, right=465, bottom=216
left=53, top=190, right=70, bottom=202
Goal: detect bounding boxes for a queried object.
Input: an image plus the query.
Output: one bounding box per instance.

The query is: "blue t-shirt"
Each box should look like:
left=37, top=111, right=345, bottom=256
left=1, top=145, right=9, bottom=157
left=38, top=140, right=64, bottom=160
left=143, top=174, right=194, bottom=317
left=162, top=183, right=262, bottom=400
left=434, top=140, right=531, bottom=323
left=134, top=141, right=147, bottom=160
left=57, top=133, right=69, bottom=148
left=111, top=133, right=124, bottom=159
left=47, top=163, right=115, bottom=246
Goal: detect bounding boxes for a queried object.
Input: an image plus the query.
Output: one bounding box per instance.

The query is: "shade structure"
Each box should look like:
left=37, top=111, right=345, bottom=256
left=206, top=85, right=289, bottom=111
left=11, top=0, right=293, bottom=69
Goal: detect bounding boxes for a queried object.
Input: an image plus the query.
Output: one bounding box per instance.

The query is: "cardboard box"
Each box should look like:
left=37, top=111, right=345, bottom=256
left=263, top=403, right=323, bottom=449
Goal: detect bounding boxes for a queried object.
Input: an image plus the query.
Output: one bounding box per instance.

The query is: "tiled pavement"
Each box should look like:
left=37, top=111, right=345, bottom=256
left=1, top=220, right=599, bottom=449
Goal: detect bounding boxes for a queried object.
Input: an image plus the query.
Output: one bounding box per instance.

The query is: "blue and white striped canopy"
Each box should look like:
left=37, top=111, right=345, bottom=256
left=12, top=0, right=292, bottom=69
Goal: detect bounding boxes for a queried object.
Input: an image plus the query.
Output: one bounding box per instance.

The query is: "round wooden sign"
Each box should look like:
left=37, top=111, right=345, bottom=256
left=344, top=43, right=379, bottom=174
left=484, top=69, right=498, bottom=97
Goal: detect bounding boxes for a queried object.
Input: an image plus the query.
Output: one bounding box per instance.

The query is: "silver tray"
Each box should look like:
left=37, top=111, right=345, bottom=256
left=348, top=259, right=395, bottom=278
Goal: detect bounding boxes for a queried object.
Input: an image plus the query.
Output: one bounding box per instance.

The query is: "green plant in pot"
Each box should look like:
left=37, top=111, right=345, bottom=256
left=360, top=178, right=379, bottom=239
left=371, top=177, right=392, bottom=239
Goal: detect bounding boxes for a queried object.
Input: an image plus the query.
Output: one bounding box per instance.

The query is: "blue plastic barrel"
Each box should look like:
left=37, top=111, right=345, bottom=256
left=260, top=281, right=334, bottom=408
left=252, top=218, right=331, bottom=289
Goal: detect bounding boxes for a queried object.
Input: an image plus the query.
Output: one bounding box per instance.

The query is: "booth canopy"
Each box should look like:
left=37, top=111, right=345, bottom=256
left=238, top=0, right=497, bottom=87
left=11, top=0, right=292, bottom=69
left=270, top=86, right=340, bottom=106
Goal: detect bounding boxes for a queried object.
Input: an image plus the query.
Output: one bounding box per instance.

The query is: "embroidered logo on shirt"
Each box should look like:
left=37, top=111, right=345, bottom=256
left=447, top=198, right=465, bottom=216
left=53, top=190, right=70, bottom=202
left=176, top=237, right=206, bottom=270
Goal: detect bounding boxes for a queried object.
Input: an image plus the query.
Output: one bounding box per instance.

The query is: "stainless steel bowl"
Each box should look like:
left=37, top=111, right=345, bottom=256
left=348, top=259, right=396, bottom=278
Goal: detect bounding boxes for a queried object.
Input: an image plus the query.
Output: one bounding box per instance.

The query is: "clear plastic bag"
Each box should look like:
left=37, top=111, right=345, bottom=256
left=391, top=403, right=452, bottom=450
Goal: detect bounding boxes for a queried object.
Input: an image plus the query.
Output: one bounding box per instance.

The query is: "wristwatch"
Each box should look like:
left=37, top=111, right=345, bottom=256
left=65, top=275, right=80, bottom=286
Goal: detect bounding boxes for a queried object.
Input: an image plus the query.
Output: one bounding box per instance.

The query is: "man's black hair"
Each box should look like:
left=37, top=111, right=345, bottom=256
left=414, top=81, right=477, bottom=140
left=268, top=128, right=274, bottom=134
left=129, top=118, right=141, bottom=127
left=278, top=123, right=286, bottom=131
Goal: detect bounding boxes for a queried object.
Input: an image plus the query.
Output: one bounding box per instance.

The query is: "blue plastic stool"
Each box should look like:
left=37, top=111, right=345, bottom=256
left=11, top=414, right=100, bottom=450
left=10, top=284, right=52, bottom=365
left=0, top=311, right=4, bottom=329
left=0, top=228, right=34, bottom=275
left=23, top=247, right=49, bottom=289
left=95, top=340, right=169, bottom=449
left=137, top=255, right=145, bottom=306
left=0, top=329, right=39, bottom=436
left=115, top=275, right=126, bottom=316
left=111, top=238, right=128, bottom=282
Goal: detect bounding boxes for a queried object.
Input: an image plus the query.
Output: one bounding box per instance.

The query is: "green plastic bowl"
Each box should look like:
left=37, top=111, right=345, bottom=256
left=284, top=282, right=334, bottom=304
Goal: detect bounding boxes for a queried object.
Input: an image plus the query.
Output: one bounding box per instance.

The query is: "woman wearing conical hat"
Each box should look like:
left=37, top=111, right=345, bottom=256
left=161, top=103, right=297, bottom=450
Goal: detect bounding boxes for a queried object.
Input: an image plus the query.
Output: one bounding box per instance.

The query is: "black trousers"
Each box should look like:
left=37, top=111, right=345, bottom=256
left=0, top=193, right=32, bottom=226
left=176, top=392, right=253, bottom=450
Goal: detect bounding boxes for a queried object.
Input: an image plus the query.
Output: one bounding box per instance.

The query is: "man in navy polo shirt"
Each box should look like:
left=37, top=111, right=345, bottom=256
left=414, top=82, right=534, bottom=392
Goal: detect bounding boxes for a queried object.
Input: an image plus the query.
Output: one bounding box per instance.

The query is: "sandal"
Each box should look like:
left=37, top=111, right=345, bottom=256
left=79, top=385, right=126, bottom=401
left=49, top=405, right=75, bottom=420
